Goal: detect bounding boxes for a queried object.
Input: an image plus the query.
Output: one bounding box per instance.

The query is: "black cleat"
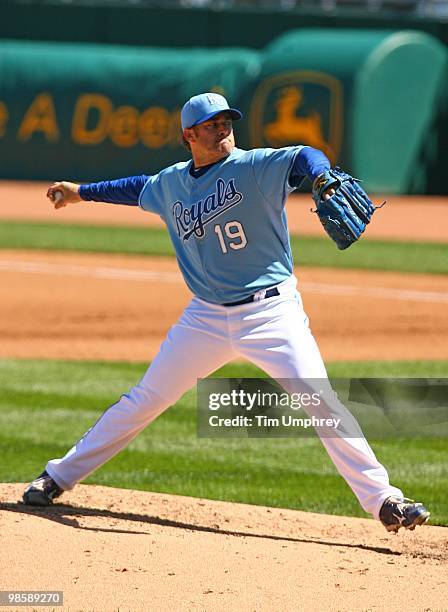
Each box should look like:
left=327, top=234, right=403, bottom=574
left=23, top=470, right=63, bottom=506
left=379, top=496, right=430, bottom=533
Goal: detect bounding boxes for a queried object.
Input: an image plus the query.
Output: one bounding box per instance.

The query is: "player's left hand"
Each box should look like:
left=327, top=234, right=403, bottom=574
left=322, top=186, right=336, bottom=200
left=311, top=167, right=385, bottom=250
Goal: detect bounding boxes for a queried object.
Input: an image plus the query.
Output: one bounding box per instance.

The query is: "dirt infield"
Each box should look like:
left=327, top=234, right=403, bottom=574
left=1, top=484, right=446, bottom=612
left=1, top=250, right=448, bottom=363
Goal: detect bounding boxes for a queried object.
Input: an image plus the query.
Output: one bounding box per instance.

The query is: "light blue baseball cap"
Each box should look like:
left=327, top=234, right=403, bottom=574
left=181, top=93, right=242, bottom=130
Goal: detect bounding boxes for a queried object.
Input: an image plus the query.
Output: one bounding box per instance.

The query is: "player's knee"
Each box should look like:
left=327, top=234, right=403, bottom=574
left=120, top=384, right=168, bottom=419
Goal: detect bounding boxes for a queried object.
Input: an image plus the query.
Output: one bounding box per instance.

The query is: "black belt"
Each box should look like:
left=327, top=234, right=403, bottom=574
left=223, top=287, right=280, bottom=307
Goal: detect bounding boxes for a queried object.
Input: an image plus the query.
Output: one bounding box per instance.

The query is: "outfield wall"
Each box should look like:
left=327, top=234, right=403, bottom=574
left=0, top=30, right=446, bottom=193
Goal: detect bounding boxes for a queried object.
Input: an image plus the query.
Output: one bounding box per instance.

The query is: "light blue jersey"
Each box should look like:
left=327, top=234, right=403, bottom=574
left=139, top=146, right=303, bottom=304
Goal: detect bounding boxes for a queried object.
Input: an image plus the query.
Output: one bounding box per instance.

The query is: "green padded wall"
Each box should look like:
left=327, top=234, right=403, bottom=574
left=0, top=32, right=446, bottom=193
left=352, top=30, right=447, bottom=192
left=243, top=29, right=447, bottom=193
left=0, top=41, right=261, bottom=180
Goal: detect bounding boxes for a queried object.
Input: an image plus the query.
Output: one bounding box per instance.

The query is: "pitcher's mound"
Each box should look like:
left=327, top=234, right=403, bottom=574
left=0, top=484, right=445, bottom=611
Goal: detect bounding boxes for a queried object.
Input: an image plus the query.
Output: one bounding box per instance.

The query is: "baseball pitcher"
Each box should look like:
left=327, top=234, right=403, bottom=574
left=23, top=93, right=429, bottom=533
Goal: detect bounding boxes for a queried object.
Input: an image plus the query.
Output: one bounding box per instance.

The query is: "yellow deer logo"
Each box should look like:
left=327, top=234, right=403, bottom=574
left=264, top=86, right=333, bottom=159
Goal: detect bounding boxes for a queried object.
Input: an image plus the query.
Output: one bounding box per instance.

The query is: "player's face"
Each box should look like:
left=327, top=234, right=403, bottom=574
left=185, top=111, right=235, bottom=166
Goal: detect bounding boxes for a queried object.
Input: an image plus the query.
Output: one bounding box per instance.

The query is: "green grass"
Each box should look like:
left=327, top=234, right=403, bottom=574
left=0, top=221, right=174, bottom=257
left=1, top=220, right=447, bottom=274
left=1, top=358, right=447, bottom=525
left=291, top=235, right=448, bottom=275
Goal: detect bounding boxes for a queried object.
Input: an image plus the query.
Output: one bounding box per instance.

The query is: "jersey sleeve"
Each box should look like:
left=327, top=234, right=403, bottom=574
left=138, top=173, right=163, bottom=215
left=79, top=175, right=149, bottom=205
left=289, top=146, right=331, bottom=188
left=250, top=146, right=303, bottom=208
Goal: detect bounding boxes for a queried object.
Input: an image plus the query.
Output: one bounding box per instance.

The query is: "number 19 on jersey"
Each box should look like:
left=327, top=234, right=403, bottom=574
left=214, top=221, right=247, bottom=254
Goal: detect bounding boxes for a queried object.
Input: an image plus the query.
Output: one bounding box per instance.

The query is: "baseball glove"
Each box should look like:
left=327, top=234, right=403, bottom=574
left=311, top=167, right=385, bottom=250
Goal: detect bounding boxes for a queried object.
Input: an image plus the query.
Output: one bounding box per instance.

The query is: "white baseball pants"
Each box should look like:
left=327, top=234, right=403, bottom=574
left=46, top=275, right=402, bottom=519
